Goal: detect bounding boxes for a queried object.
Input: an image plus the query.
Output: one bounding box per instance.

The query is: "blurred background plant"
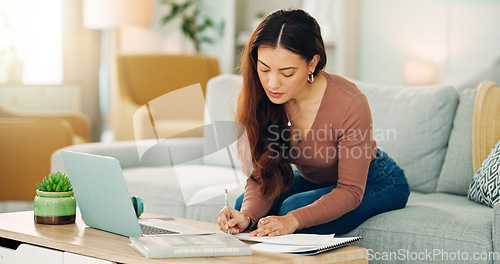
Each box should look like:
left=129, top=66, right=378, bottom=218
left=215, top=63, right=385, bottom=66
left=160, top=0, right=223, bottom=53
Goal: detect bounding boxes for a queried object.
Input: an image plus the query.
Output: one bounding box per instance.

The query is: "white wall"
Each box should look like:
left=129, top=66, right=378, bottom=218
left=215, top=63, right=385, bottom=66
left=357, top=0, right=500, bottom=86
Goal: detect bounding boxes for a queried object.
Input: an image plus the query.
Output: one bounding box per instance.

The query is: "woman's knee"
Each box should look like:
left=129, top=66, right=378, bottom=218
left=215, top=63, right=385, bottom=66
left=277, top=198, right=296, bottom=216
left=235, top=193, right=244, bottom=211
left=395, top=184, right=410, bottom=209
left=277, top=194, right=311, bottom=216
left=277, top=186, right=334, bottom=216
left=392, top=168, right=410, bottom=209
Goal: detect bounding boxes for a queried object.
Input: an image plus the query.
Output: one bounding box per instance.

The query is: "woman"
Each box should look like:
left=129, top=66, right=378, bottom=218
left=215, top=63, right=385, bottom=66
left=218, top=9, right=410, bottom=237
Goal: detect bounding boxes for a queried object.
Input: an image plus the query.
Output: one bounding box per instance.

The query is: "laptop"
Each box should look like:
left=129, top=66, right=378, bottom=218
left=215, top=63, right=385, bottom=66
left=61, top=150, right=214, bottom=237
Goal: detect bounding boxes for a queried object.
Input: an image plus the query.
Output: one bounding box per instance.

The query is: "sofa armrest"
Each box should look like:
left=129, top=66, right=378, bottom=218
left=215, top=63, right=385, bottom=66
left=0, top=105, right=91, bottom=142
left=1, top=118, right=75, bottom=200
left=31, top=112, right=91, bottom=142
left=47, top=113, right=91, bottom=141
left=51, top=137, right=204, bottom=173
left=472, top=81, right=500, bottom=172
left=493, top=202, right=500, bottom=264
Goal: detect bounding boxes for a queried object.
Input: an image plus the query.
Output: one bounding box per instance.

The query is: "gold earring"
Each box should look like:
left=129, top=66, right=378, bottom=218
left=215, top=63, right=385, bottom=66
left=307, top=73, right=314, bottom=84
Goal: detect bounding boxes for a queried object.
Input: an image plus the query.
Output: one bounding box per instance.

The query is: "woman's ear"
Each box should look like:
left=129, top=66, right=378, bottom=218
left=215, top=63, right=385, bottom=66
left=309, top=54, right=321, bottom=73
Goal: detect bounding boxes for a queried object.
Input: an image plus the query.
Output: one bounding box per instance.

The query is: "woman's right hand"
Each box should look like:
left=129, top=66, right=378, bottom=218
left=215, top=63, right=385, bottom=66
left=217, top=207, right=250, bottom=234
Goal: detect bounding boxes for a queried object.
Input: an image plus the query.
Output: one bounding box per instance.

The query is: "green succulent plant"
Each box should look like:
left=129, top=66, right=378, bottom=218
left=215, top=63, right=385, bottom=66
left=36, top=172, right=72, bottom=192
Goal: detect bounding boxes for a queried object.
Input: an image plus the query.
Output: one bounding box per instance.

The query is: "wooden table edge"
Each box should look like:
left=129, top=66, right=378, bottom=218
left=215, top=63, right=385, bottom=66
left=0, top=211, right=368, bottom=264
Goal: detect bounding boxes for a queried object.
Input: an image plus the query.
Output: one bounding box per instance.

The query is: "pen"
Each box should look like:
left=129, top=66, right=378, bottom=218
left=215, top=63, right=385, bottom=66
left=225, top=188, right=231, bottom=235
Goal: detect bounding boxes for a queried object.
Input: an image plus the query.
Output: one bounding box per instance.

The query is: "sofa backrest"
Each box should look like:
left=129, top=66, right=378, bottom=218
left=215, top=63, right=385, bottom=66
left=353, top=81, right=459, bottom=193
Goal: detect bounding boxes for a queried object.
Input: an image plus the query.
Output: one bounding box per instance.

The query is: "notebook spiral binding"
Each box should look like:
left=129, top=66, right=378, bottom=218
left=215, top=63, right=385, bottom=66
left=314, top=237, right=363, bottom=254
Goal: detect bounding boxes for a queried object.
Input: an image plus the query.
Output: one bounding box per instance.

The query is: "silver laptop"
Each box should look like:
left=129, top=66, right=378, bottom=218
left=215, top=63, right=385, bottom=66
left=61, top=150, right=213, bottom=237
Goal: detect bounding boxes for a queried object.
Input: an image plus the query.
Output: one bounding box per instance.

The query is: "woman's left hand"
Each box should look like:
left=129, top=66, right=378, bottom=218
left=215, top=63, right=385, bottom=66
left=250, top=214, right=299, bottom=237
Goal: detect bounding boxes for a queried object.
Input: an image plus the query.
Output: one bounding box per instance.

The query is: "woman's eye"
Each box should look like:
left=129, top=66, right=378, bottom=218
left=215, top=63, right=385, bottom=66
left=259, top=69, right=269, bottom=73
left=282, top=73, right=294, bottom=77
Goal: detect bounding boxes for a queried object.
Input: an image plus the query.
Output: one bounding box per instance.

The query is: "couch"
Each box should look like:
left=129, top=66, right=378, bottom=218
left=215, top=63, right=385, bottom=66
left=52, top=74, right=500, bottom=263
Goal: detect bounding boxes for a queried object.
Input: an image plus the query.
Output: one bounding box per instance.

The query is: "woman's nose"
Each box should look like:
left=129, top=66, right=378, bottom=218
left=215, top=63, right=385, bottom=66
left=268, top=73, right=280, bottom=89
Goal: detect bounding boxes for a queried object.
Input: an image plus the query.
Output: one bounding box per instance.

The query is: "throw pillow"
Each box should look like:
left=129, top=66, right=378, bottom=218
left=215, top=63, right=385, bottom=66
left=354, top=80, right=459, bottom=193
left=468, top=139, right=500, bottom=207
left=436, top=88, right=476, bottom=195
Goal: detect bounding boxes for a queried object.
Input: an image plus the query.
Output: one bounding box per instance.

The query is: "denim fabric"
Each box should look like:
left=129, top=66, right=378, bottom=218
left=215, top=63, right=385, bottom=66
left=235, top=148, right=410, bottom=235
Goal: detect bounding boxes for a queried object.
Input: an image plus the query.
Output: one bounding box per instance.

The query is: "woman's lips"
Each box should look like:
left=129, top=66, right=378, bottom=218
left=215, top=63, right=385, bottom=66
left=268, top=91, right=283, bottom=98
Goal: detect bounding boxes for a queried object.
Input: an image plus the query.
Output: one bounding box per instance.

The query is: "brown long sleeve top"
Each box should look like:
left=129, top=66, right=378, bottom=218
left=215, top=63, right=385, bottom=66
left=240, top=72, right=377, bottom=230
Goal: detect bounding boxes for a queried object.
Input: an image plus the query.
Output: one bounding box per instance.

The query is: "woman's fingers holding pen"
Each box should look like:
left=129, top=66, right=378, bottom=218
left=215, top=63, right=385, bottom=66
left=217, top=207, right=231, bottom=232
left=227, top=208, right=250, bottom=234
left=217, top=207, right=250, bottom=234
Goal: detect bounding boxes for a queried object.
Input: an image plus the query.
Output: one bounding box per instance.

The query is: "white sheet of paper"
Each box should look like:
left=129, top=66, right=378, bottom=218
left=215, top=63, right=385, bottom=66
left=233, top=233, right=335, bottom=245
left=250, top=243, right=319, bottom=253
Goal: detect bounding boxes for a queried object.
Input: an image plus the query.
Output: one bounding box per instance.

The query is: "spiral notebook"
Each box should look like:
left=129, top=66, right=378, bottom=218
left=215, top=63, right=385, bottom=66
left=237, top=234, right=361, bottom=255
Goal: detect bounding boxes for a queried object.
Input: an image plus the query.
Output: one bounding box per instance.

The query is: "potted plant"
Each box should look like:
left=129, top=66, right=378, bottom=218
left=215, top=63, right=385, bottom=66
left=34, top=172, right=76, bottom=225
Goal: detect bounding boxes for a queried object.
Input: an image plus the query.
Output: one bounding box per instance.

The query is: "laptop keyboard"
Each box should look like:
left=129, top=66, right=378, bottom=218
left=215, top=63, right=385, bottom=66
left=140, top=224, right=180, bottom=235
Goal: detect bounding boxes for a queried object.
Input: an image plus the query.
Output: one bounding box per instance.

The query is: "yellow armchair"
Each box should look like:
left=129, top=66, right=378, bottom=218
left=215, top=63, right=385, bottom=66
left=0, top=105, right=90, bottom=201
left=113, top=54, right=220, bottom=141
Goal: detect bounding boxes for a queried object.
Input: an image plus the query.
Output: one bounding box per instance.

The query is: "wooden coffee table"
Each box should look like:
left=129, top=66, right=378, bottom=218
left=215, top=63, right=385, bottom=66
left=0, top=211, right=367, bottom=263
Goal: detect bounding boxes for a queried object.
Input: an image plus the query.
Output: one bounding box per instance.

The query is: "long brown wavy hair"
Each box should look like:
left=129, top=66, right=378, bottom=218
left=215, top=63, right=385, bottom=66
left=236, top=9, right=327, bottom=199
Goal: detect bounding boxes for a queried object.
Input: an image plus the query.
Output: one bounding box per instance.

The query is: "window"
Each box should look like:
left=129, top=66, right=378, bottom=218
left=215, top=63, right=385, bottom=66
left=0, top=0, right=62, bottom=84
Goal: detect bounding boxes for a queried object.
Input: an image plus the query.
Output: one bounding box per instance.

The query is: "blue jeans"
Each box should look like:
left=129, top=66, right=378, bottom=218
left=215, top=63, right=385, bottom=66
left=235, top=148, right=410, bottom=235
